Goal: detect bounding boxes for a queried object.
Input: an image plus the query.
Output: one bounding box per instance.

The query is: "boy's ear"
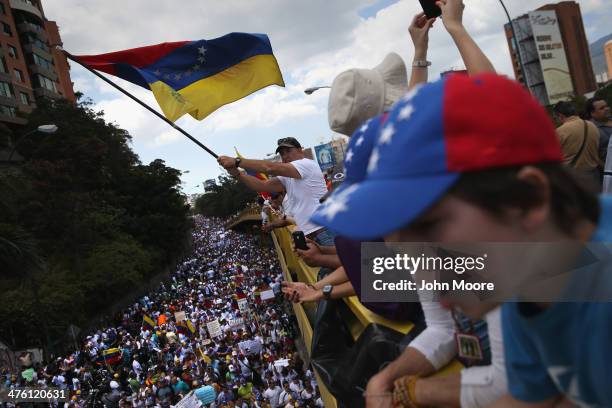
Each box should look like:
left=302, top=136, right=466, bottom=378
left=515, top=166, right=550, bottom=232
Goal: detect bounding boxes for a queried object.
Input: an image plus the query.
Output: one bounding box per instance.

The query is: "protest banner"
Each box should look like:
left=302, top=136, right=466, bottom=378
left=260, top=289, right=275, bottom=301
left=206, top=320, right=222, bottom=338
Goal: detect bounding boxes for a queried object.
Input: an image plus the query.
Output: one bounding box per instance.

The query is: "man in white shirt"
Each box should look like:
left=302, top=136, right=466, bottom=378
left=263, top=381, right=282, bottom=408
left=217, top=137, right=334, bottom=246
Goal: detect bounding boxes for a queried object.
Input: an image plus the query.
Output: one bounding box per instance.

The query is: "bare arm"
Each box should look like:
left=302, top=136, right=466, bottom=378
left=218, top=155, right=301, bottom=178
left=408, top=13, right=436, bottom=89
left=365, top=347, right=436, bottom=408
left=313, top=267, right=350, bottom=288
left=438, top=0, right=496, bottom=75
left=236, top=173, right=285, bottom=193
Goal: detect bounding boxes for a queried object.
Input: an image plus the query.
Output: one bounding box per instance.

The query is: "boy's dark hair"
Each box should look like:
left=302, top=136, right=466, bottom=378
left=450, top=163, right=600, bottom=235
left=585, top=97, right=605, bottom=119
left=553, top=101, right=577, bottom=118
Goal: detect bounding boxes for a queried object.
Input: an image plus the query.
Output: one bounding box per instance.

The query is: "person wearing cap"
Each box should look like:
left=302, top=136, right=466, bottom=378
left=102, top=380, right=122, bottom=408
left=314, top=49, right=612, bottom=408
left=217, top=137, right=333, bottom=247
left=552, top=100, right=601, bottom=187
left=312, top=1, right=518, bottom=406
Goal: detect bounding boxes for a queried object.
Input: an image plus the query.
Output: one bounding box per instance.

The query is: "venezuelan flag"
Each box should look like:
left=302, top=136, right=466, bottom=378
left=186, top=320, right=196, bottom=335
left=176, top=321, right=188, bottom=336
left=73, top=33, right=285, bottom=122
left=142, top=314, right=156, bottom=330
left=102, top=348, right=122, bottom=365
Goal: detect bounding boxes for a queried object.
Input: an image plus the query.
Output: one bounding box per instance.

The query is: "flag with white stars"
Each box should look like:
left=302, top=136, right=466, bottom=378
left=74, top=32, right=285, bottom=122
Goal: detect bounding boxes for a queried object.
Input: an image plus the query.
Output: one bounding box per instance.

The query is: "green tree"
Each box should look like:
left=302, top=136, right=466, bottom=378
left=195, top=174, right=257, bottom=217
left=0, top=95, right=191, bottom=351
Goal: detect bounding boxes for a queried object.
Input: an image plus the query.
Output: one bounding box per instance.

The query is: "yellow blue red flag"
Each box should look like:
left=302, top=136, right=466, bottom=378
left=73, top=33, right=285, bottom=122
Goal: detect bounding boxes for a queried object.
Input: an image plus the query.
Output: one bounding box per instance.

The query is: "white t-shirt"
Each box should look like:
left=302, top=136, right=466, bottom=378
left=263, top=386, right=282, bottom=408
left=277, top=158, right=327, bottom=235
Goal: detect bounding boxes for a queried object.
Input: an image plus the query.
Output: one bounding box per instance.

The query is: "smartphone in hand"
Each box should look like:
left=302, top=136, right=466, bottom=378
left=418, top=0, right=442, bottom=18
left=292, top=231, right=309, bottom=251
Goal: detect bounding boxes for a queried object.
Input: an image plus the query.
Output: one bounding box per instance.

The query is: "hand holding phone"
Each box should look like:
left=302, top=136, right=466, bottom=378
left=418, top=0, right=441, bottom=19
left=292, top=231, right=309, bottom=251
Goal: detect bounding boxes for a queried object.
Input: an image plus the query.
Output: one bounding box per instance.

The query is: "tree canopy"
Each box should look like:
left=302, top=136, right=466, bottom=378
left=194, top=174, right=257, bottom=218
left=0, top=96, right=191, bottom=351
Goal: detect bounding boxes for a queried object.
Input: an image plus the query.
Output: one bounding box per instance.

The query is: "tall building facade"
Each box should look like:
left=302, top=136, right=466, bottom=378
left=0, top=0, right=74, bottom=127
left=606, top=40, right=612, bottom=83
left=504, top=1, right=596, bottom=106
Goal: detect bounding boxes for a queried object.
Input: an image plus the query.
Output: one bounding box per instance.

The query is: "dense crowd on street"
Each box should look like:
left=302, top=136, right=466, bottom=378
left=2, top=217, right=324, bottom=408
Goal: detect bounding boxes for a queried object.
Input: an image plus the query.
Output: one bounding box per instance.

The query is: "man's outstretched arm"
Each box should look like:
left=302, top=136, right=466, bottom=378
left=218, top=155, right=301, bottom=178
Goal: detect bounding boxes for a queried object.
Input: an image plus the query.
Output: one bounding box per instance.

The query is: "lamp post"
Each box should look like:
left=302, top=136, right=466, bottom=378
left=499, top=0, right=526, bottom=86
left=304, top=86, right=331, bottom=95
left=8, top=124, right=58, bottom=161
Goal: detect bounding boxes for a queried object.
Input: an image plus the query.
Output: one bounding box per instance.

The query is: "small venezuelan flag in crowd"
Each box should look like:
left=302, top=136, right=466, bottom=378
left=142, top=314, right=156, bottom=330
left=176, top=320, right=196, bottom=336
left=73, top=33, right=284, bottom=122
left=101, top=348, right=122, bottom=365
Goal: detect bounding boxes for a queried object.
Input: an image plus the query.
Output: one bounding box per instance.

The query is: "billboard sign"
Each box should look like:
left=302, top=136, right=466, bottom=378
left=529, top=10, right=574, bottom=104
left=314, top=143, right=335, bottom=171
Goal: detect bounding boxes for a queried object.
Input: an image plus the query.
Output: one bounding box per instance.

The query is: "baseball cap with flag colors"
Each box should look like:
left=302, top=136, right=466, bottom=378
left=312, top=73, right=563, bottom=240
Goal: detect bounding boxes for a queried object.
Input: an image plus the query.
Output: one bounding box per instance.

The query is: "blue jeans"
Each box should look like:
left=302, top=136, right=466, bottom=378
left=312, top=228, right=337, bottom=247
left=311, top=228, right=337, bottom=279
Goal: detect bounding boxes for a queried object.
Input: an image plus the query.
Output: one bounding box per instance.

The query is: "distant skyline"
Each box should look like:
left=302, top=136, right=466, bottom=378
left=43, top=0, right=612, bottom=195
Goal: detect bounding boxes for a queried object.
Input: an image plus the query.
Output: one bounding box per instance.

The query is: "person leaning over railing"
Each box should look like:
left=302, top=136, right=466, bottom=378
left=311, top=10, right=612, bottom=406
left=261, top=192, right=297, bottom=233
left=310, top=1, right=511, bottom=407
left=282, top=24, right=415, bottom=319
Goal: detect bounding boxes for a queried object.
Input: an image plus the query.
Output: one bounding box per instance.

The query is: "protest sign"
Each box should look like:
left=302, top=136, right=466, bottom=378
left=206, top=320, right=222, bottom=338
left=260, top=289, right=275, bottom=301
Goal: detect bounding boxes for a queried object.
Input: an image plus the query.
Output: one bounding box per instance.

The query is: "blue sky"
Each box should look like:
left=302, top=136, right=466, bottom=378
left=43, top=0, right=611, bottom=195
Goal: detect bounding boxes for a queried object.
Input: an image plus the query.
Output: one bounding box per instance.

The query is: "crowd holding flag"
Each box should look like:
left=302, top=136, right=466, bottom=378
left=142, top=314, right=156, bottom=331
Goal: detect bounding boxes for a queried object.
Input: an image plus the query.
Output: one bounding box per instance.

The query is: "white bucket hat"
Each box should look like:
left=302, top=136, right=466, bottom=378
left=328, top=52, right=408, bottom=136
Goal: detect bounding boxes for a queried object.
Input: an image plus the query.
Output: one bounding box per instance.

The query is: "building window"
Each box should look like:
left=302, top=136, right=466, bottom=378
left=0, top=3, right=6, bottom=15
left=0, top=57, right=6, bottom=73
left=0, top=81, right=13, bottom=97
left=20, top=91, right=29, bottom=105
left=2, top=22, right=11, bottom=36
left=8, top=45, right=17, bottom=58
left=35, top=74, right=57, bottom=93
left=33, top=53, right=53, bottom=70
left=14, top=69, right=23, bottom=82
left=0, top=105, right=16, bottom=117
left=32, top=38, right=49, bottom=52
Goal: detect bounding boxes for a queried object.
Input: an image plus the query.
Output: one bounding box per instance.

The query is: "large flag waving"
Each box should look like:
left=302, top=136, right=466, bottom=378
left=73, top=33, right=285, bottom=122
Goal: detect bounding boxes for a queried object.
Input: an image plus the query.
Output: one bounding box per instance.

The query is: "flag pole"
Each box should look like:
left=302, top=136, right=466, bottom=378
left=62, top=49, right=219, bottom=159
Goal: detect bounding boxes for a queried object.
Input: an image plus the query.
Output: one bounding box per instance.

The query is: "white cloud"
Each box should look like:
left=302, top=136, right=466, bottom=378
left=43, top=0, right=612, bottom=184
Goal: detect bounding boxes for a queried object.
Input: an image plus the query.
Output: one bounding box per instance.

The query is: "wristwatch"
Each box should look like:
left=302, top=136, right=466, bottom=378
left=322, top=284, right=333, bottom=300
left=412, top=60, right=432, bottom=67
left=234, top=157, right=242, bottom=168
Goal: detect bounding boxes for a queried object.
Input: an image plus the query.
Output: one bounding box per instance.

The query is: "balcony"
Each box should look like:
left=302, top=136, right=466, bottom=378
left=28, top=63, right=57, bottom=82
left=22, top=43, right=52, bottom=62
left=16, top=22, right=47, bottom=42
left=9, top=0, right=43, bottom=20
left=33, top=87, right=61, bottom=100
left=0, top=95, right=17, bottom=107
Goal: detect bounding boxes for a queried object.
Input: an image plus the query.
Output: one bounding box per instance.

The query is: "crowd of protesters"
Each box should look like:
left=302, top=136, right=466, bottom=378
left=1, top=217, right=325, bottom=408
